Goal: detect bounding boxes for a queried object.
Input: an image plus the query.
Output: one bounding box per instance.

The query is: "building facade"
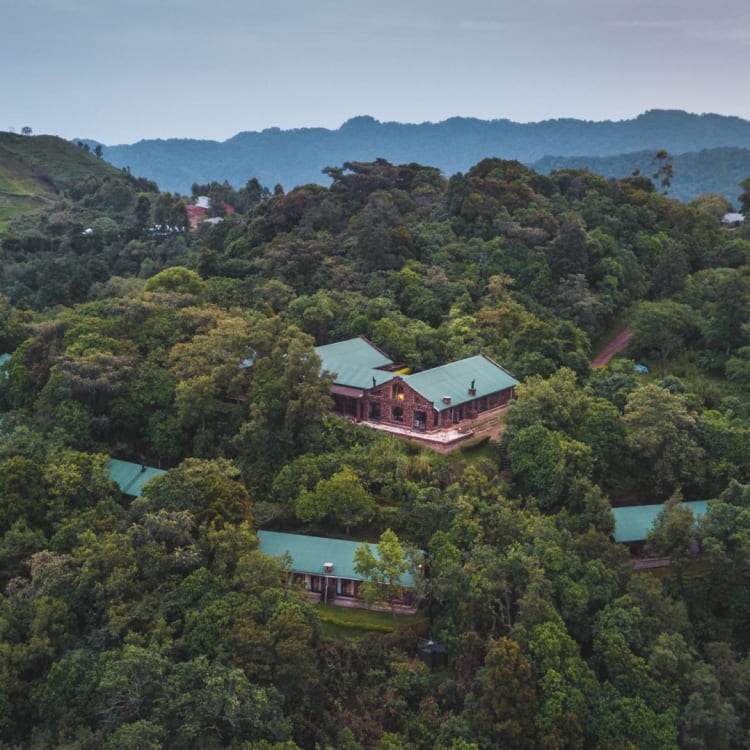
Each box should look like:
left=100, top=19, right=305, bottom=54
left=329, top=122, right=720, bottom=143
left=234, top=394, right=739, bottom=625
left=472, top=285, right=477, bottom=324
left=315, top=337, right=518, bottom=433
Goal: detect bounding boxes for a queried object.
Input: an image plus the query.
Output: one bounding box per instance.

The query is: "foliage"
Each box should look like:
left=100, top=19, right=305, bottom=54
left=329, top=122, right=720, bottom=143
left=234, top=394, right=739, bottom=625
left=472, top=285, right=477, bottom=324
left=3, top=141, right=750, bottom=747
left=354, top=529, right=412, bottom=610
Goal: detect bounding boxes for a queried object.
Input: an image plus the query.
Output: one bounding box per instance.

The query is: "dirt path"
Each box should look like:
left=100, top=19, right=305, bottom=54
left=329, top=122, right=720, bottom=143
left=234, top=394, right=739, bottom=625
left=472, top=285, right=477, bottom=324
left=590, top=327, right=632, bottom=369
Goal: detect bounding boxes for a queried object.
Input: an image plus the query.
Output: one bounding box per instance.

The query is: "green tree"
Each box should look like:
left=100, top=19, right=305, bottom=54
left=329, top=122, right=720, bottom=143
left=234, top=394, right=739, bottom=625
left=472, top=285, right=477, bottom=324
left=160, top=657, right=290, bottom=745
left=631, top=300, right=698, bottom=374
left=579, top=397, right=626, bottom=484
left=505, top=424, right=593, bottom=511
left=680, top=663, right=740, bottom=749
left=645, top=494, right=698, bottom=586
left=134, top=194, right=151, bottom=229
left=505, top=367, right=588, bottom=437
left=140, top=458, right=252, bottom=528
left=698, top=482, right=750, bottom=645
left=699, top=268, right=750, bottom=356
left=467, top=637, right=538, bottom=748
left=0, top=455, right=47, bottom=533
left=95, top=645, right=170, bottom=729
left=524, top=618, right=600, bottom=748
left=738, top=176, right=750, bottom=215
left=651, top=150, right=673, bottom=194
left=144, top=267, right=205, bottom=296
left=295, top=465, right=375, bottom=533
left=236, top=324, right=332, bottom=492
left=353, top=529, right=411, bottom=610
left=175, top=375, right=220, bottom=432
left=623, top=385, right=704, bottom=496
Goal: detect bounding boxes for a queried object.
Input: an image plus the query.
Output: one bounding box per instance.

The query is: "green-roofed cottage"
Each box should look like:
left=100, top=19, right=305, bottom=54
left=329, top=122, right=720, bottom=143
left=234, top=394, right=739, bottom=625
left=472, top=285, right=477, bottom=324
left=258, top=530, right=416, bottom=607
left=314, top=337, right=518, bottom=434
left=612, top=501, right=708, bottom=544
left=108, top=458, right=166, bottom=497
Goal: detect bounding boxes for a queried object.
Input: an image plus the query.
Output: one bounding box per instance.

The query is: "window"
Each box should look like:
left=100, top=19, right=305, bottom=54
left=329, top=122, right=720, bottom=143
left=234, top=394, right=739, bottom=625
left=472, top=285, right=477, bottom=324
left=414, top=410, right=427, bottom=431
left=369, top=401, right=381, bottom=420
left=392, top=383, right=405, bottom=401
left=391, top=405, right=404, bottom=422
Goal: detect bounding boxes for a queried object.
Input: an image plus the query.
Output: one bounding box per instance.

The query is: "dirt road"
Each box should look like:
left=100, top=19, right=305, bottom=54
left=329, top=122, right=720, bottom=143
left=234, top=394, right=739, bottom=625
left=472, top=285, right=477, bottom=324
left=590, top=327, right=632, bottom=369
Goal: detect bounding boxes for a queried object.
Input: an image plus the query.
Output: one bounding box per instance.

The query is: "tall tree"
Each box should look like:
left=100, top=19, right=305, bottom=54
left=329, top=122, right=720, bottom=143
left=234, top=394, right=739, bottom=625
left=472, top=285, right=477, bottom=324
left=624, top=385, right=704, bottom=496
left=466, top=637, right=538, bottom=748
left=353, top=529, right=411, bottom=611
left=631, top=300, right=698, bottom=374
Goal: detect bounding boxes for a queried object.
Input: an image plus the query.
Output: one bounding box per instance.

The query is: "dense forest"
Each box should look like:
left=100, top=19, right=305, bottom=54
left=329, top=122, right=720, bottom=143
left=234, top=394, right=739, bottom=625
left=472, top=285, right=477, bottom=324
left=3, top=134, right=750, bottom=748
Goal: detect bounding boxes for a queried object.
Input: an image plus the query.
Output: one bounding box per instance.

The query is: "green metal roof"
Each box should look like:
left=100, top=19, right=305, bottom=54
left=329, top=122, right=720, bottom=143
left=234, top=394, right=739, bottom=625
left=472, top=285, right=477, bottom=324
left=257, top=530, right=415, bottom=586
left=316, top=337, right=393, bottom=371
left=403, top=354, right=518, bottom=411
left=325, top=363, right=394, bottom=390
left=0, top=354, right=11, bottom=367
left=314, top=339, right=518, bottom=405
left=108, top=459, right=166, bottom=497
left=315, top=337, right=395, bottom=389
left=612, top=501, right=708, bottom=543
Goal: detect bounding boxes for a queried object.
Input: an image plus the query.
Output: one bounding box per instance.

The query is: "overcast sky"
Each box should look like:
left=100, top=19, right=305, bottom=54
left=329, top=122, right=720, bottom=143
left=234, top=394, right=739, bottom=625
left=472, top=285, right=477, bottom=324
left=4, top=0, right=750, bottom=144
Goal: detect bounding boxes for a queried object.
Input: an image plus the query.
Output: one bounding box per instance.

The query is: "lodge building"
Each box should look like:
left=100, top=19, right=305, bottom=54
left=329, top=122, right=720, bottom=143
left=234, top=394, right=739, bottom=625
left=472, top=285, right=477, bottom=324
left=257, top=530, right=416, bottom=609
left=314, top=337, right=518, bottom=434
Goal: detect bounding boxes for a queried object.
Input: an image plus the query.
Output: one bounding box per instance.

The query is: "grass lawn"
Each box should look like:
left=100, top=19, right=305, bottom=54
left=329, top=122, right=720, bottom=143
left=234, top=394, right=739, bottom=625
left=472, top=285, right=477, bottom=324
left=447, top=439, right=497, bottom=465
left=314, top=602, right=427, bottom=640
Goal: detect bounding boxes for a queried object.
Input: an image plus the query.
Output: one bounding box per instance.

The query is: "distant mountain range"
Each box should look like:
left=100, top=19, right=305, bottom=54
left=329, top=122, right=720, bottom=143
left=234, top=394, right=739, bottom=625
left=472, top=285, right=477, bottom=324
left=93, top=110, right=750, bottom=204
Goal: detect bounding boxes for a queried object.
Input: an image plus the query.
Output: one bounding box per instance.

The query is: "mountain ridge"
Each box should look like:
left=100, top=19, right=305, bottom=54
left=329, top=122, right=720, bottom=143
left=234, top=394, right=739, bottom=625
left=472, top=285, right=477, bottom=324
left=83, top=109, right=750, bottom=202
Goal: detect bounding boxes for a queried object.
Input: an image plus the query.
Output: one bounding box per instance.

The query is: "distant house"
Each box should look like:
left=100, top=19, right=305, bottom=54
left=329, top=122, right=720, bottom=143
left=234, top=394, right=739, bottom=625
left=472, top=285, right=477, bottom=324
left=258, top=530, right=416, bottom=608
left=314, top=337, right=518, bottom=439
left=186, top=197, right=233, bottom=228
left=108, top=458, right=166, bottom=497
left=721, top=212, right=745, bottom=228
left=186, top=204, right=209, bottom=228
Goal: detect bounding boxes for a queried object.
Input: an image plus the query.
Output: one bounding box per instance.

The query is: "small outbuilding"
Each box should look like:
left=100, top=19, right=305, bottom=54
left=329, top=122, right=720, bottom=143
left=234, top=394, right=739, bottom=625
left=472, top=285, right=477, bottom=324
left=611, top=501, right=708, bottom=544
left=108, top=459, right=166, bottom=497
left=258, top=530, right=416, bottom=609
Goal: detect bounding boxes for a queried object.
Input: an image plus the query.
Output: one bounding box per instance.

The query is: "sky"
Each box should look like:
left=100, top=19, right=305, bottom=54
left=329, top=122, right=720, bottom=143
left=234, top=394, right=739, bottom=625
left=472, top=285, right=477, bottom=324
left=4, top=0, right=750, bottom=145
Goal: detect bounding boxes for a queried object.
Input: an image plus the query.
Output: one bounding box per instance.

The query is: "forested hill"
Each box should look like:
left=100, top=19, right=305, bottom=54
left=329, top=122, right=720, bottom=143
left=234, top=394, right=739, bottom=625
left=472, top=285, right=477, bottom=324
left=94, top=109, right=750, bottom=200
left=0, top=132, right=134, bottom=232
left=6, top=142, right=750, bottom=746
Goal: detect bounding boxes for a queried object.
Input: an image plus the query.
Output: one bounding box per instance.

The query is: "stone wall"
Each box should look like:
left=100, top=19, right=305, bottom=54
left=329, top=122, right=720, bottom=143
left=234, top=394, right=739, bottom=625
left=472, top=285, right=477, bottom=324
left=334, top=378, right=516, bottom=432
left=365, top=377, right=438, bottom=430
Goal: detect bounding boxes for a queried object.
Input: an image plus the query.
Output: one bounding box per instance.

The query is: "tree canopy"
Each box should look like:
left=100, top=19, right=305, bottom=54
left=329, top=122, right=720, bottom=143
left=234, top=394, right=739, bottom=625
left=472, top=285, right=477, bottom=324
left=2, top=147, right=750, bottom=747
